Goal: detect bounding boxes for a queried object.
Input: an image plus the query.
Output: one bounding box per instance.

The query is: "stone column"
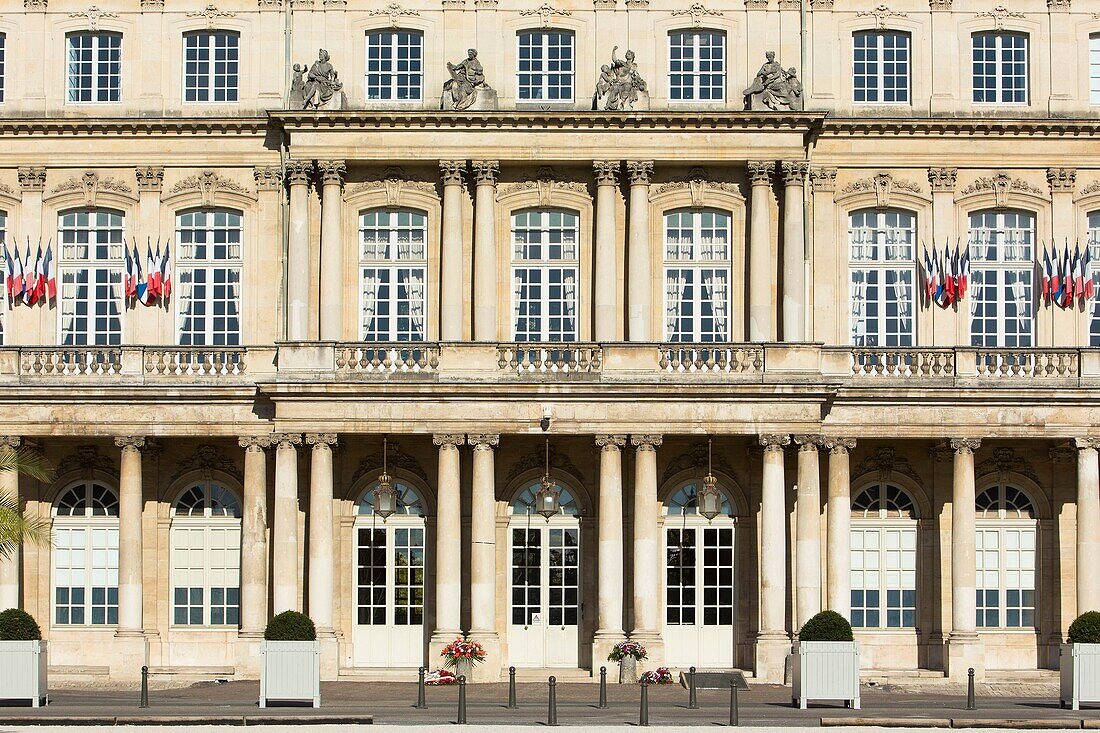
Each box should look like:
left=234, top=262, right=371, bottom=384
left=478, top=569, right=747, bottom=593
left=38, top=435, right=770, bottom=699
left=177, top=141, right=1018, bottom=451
left=431, top=434, right=464, bottom=649
left=273, top=434, right=302, bottom=614
left=317, top=161, right=346, bottom=341
left=593, top=161, right=621, bottom=342
left=593, top=435, right=626, bottom=661
left=468, top=434, right=501, bottom=680
left=947, top=437, right=983, bottom=681
left=626, top=161, right=654, bottom=341
left=824, top=438, right=856, bottom=619
left=115, top=436, right=145, bottom=636
left=1076, top=438, right=1100, bottom=615
left=793, top=435, right=821, bottom=629
left=472, top=161, right=499, bottom=341
left=0, top=437, right=22, bottom=609
left=440, top=161, right=467, bottom=341
left=631, top=434, right=662, bottom=657
left=238, top=436, right=271, bottom=636
left=756, top=433, right=790, bottom=683
left=306, top=434, right=337, bottom=634
left=747, top=161, right=776, bottom=342
left=780, top=162, right=808, bottom=342
left=286, top=160, right=313, bottom=341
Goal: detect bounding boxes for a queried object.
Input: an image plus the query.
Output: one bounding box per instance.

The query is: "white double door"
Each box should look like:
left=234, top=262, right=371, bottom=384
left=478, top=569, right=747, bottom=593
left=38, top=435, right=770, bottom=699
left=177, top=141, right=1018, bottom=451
left=507, top=522, right=581, bottom=668
left=352, top=520, right=426, bottom=667
left=663, top=523, right=736, bottom=668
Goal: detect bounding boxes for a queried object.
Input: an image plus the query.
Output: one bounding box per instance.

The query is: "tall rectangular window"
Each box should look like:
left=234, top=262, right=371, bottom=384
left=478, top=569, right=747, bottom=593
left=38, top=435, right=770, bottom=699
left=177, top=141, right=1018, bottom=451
left=853, top=31, right=910, bottom=104
left=59, top=209, right=124, bottom=346
left=849, top=209, right=915, bottom=347
left=512, top=209, right=578, bottom=341
left=1090, top=212, right=1100, bottom=347
left=972, top=32, right=1028, bottom=104
left=360, top=209, right=427, bottom=341
left=517, top=30, right=574, bottom=102
left=968, top=210, right=1034, bottom=347
left=171, top=525, right=241, bottom=626
left=1091, top=34, right=1100, bottom=105
left=668, top=30, right=726, bottom=102
left=664, top=209, right=731, bottom=341
left=0, top=33, right=6, bottom=104
left=0, top=211, right=6, bottom=345
left=850, top=527, right=917, bottom=628
left=67, top=32, right=121, bottom=103
left=177, top=209, right=242, bottom=346
left=365, top=30, right=423, bottom=101
left=54, top=526, right=119, bottom=626
left=184, top=31, right=239, bottom=103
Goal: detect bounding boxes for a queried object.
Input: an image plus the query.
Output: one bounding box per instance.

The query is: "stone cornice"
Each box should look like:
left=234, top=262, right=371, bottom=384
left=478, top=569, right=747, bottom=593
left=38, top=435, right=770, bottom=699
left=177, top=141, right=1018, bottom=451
left=0, top=118, right=270, bottom=136
left=821, top=117, right=1100, bottom=138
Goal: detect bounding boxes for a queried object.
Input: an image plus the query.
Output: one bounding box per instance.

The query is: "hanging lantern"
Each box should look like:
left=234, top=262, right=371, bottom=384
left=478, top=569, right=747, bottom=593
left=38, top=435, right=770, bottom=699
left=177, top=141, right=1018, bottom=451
left=373, top=437, right=398, bottom=521
left=534, top=439, right=561, bottom=520
left=697, top=437, right=723, bottom=522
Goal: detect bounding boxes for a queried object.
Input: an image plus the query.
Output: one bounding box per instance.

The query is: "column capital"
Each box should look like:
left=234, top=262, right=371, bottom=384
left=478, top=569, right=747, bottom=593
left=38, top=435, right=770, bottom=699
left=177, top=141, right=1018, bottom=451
left=928, top=167, right=958, bottom=193
left=949, top=437, right=982, bottom=455
left=254, top=166, right=284, bottom=191
left=1074, top=437, right=1100, bottom=451
left=758, top=433, right=790, bottom=452
left=0, top=436, right=21, bottom=449
left=630, top=434, right=662, bottom=450
left=593, top=160, right=621, bottom=185
left=808, top=166, right=837, bottom=193
left=135, top=166, right=164, bottom=192
left=747, top=160, right=776, bottom=186
left=793, top=434, right=821, bottom=451
left=1047, top=167, right=1077, bottom=193
left=272, top=433, right=303, bottom=450
left=285, top=159, right=313, bottom=186
left=625, top=160, right=654, bottom=185
left=440, top=160, right=467, bottom=185
left=822, top=436, right=857, bottom=454
left=17, top=167, right=46, bottom=192
left=471, top=160, right=500, bottom=186
left=596, top=434, right=626, bottom=450
left=305, top=433, right=338, bottom=448
left=780, top=161, right=809, bottom=186
left=114, top=436, right=146, bottom=452
left=433, top=433, right=465, bottom=449
left=317, top=160, right=347, bottom=187
left=468, top=434, right=500, bottom=449
left=239, top=435, right=273, bottom=451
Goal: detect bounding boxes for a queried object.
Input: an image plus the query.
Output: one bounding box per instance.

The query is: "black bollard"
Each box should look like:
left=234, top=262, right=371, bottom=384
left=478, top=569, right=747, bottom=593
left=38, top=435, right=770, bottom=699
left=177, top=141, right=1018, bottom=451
left=598, top=665, right=608, bottom=709
left=729, top=679, right=739, bottom=726
left=639, top=680, right=650, bottom=727
left=966, top=668, right=976, bottom=710
left=139, top=665, right=149, bottom=708
left=415, top=667, right=427, bottom=709
left=458, top=675, right=467, bottom=724
left=547, top=675, right=558, bottom=726
left=507, top=666, right=517, bottom=709
left=688, top=666, right=698, bottom=709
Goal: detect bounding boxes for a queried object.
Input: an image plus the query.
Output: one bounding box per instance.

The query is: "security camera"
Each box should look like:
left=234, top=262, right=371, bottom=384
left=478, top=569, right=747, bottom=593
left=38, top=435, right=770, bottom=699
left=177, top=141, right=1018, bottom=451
left=540, top=407, right=552, bottom=432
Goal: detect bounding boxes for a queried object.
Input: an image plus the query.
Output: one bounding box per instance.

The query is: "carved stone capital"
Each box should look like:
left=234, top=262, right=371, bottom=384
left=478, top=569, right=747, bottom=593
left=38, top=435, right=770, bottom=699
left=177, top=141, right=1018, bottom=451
left=780, top=161, right=809, bottom=187
left=467, top=434, right=499, bottom=450
left=1074, top=437, right=1100, bottom=451
left=793, top=434, right=821, bottom=451
left=758, top=433, right=790, bottom=452
left=24, top=0, right=48, bottom=9
left=272, top=433, right=303, bottom=449
left=1047, top=167, right=1076, bottom=193
left=809, top=166, right=836, bottom=193
left=1047, top=0, right=1070, bottom=9
left=949, top=437, right=981, bottom=455
left=747, top=161, right=775, bottom=186
left=285, top=160, right=313, bottom=186
left=596, top=434, right=626, bottom=451
left=317, top=160, right=347, bottom=188
left=135, top=166, right=164, bottom=192
left=18, top=167, right=47, bottom=192
left=306, top=433, right=338, bottom=448
left=471, top=160, right=500, bottom=186
left=114, top=436, right=147, bottom=452
left=239, top=435, right=273, bottom=451
left=254, top=166, right=283, bottom=191
left=928, top=167, right=957, bottom=193
left=809, top=0, right=833, bottom=7
left=433, top=433, right=465, bottom=449
left=439, top=160, right=467, bottom=186
left=593, top=160, right=621, bottom=186
left=822, top=437, right=857, bottom=454
left=631, top=434, right=663, bottom=450
left=626, top=161, right=654, bottom=186
left=928, top=0, right=951, bottom=9
left=0, top=436, right=22, bottom=449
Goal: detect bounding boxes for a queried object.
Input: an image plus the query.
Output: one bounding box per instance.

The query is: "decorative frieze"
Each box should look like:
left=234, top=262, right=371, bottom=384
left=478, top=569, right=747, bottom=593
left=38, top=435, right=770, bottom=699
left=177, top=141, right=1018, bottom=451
left=498, top=169, right=586, bottom=205
left=0, top=182, right=13, bottom=197
left=654, top=167, right=742, bottom=207
left=506, top=445, right=585, bottom=485
left=56, top=445, right=117, bottom=477
left=856, top=4, right=908, bottom=28
left=253, top=166, right=283, bottom=191
left=852, top=446, right=923, bottom=488
left=519, top=2, right=571, bottom=27
left=69, top=5, right=119, bottom=30
left=186, top=4, right=237, bottom=28
left=18, top=167, right=46, bottom=192
left=626, top=160, right=654, bottom=186
left=809, top=166, right=837, bottom=193
left=347, top=167, right=437, bottom=205
left=1080, top=180, right=1100, bottom=197
left=174, top=444, right=242, bottom=482
left=50, top=172, right=133, bottom=206
left=839, top=172, right=922, bottom=207
left=350, top=440, right=428, bottom=485
left=1047, top=167, right=1076, bottom=193
left=959, top=172, right=1046, bottom=206
left=670, top=3, right=723, bottom=26
left=928, top=167, right=957, bottom=193
left=135, top=166, right=164, bottom=193
left=975, top=5, right=1025, bottom=30
left=747, top=161, right=776, bottom=186
left=368, top=3, right=421, bottom=26
left=170, top=171, right=251, bottom=206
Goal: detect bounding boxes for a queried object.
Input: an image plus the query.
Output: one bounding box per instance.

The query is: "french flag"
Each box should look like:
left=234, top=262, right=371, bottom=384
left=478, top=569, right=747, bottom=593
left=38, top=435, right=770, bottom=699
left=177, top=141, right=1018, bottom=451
left=1041, top=244, right=1054, bottom=302
left=145, top=242, right=159, bottom=301
left=124, top=244, right=137, bottom=299
left=1073, top=243, right=1086, bottom=303
left=3, top=243, right=18, bottom=299
left=41, top=242, right=55, bottom=301
left=1084, top=245, right=1095, bottom=301
left=921, top=244, right=936, bottom=301
left=159, top=241, right=172, bottom=301
left=942, top=244, right=956, bottom=305
left=23, top=242, right=42, bottom=306
left=956, top=239, right=970, bottom=301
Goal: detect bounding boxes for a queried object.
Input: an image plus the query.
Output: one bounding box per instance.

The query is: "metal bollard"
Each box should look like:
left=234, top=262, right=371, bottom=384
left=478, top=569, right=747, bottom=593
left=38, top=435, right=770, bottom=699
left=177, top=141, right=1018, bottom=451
left=507, top=666, right=517, bottom=709
left=547, top=676, right=558, bottom=726
left=639, top=680, right=650, bottom=727
left=415, top=666, right=427, bottom=709
left=458, top=675, right=467, bottom=724
left=729, top=679, right=739, bottom=726
left=966, top=668, right=976, bottom=710
left=688, top=666, right=698, bottom=709
left=139, top=665, right=149, bottom=708
left=598, top=666, right=608, bottom=709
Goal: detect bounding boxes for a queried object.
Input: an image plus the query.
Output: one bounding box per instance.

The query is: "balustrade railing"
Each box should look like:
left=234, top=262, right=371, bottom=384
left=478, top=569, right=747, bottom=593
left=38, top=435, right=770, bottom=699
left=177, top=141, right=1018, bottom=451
left=974, top=349, right=1079, bottom=378
left=658, top=344, right=764, bottom=374
left=850, top=348, right=955, bottom=378
left=336, top=344, right=440, bottom=373
left=144, top=348, right=247, bottom=376
left=497, top=344, right=603, bottom=373
left=19, top=347, right=123, bottom=376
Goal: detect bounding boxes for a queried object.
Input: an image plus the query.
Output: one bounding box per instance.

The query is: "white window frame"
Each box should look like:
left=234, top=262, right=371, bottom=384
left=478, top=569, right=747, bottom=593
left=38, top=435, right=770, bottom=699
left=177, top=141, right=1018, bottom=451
left=852, top=30, right=910, bottom=104
left=975, top=484, right=1037, bottom=630
left=358, top=208, right=427, bottom=342
left=52, top=481, right=120, bottom=628
left=849, top=483, right=918, bottom=630
left=1089, top=212, right=1100, bottom=347
left=663, top=209, right=731, bottom=342
left=971, top=31, right=1028, bottom=105
left=968, top=209, right=1034, bottom=348
left=0, top=211, right=6, bottom=344
left=510, top=209, right=579, bottom=342
left=66, top=31, right=122, bottom=104
left=364, top=30, right=424, bottom=102
left=176, top=208, right=243, bottom=346
left=58, top=209, right=125, bottom=346
left=0, top=32, right=6, bottom=104
left=1091, top=34, right=1100, bottom=106
left=516, top=30, right=575, bottom=103
left=183, top=30, right=240, bottom=104
left=170, top=482, right=242, bottom=628
left=667, top=30, right=726, bottom=103
left=848, top=208, right=916, bottom=347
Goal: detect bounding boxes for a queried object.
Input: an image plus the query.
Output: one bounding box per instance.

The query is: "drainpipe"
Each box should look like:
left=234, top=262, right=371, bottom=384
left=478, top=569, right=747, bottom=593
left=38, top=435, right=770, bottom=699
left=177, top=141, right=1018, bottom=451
left=279, top=0, right=293, bottom=340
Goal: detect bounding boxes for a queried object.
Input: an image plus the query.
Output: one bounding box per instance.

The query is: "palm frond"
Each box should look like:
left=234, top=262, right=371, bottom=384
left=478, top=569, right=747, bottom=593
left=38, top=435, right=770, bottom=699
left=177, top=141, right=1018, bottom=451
left=0, top=447, right=53, bottom=483
left=0, top=492, right=51, bottom=560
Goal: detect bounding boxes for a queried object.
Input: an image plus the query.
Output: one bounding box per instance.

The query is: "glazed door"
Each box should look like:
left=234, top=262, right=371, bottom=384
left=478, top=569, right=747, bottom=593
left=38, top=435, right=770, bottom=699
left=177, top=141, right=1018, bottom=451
left=508, top=524, right=581, bottom=667
left=352, top=523, right=426, bottom=667
left=663, top=525, right=735, bottom=668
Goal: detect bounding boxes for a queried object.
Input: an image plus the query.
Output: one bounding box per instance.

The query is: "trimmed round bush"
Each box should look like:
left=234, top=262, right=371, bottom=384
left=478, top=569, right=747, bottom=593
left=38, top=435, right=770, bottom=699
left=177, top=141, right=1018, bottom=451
left=0, top=608, right=42, bottom=641
left=1068, top=611, right=1100, bottom=644
left=799, top=610, right=854, bottom=642
left=264, top=611, right=316, bottom=641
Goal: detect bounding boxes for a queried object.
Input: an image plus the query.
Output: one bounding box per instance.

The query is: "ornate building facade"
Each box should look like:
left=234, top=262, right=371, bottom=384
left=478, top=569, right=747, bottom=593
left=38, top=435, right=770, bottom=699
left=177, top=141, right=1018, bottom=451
left=0, top=0, right=1098, bottom=686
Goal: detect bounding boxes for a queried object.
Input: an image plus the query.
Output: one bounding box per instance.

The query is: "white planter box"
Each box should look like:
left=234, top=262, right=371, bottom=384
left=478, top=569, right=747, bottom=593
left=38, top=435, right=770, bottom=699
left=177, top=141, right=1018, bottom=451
left=792, top=641, right=860, bottom=709
left=259, top=640, right=320, bottom=708
left=0, top=640, right=48, bottom=707
left=1060, top=643, right=1100, bottom=710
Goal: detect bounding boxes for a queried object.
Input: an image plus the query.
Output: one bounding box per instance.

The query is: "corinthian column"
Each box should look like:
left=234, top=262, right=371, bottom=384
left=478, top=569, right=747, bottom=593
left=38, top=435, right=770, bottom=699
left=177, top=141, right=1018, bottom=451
left=593, top=161, right=621, bottom=341
left=780, top=162, right=808, bottom=342
left=468, top=434, right=501, bottom=680
left=594, top=435, right=626, bottom=660
left=286, top=160, right=313, bottom=341
left=317, top=161, right=346, bottom=341
left=0, top=437, right=22, bottom=609
left=626, top=161, right=654, bottom=341
left=440, top=161, right=467, bottom=341
left=472, top=161, right=499, bottom=341
left=756, top=433, right=790, bottom=683
left=238, top=436, right=271, bottom=636
left=115, top=436, right=145, bottom=636
left=823, top=437, right=856, bottom=619
left=1076, top=438, right=1100, bottom=616
left=947, top=437, right=983, bottom=681
left=631, top=434, right=662, bottom=657
left=747, top=161, right=776, bottom=342
left=306, top=433, right=337, bottom=634
left=432, top=434, right=464, bottom=646
left=273, top=434, right=302, bottom=614
left=793, top=435, right=821, bottom=629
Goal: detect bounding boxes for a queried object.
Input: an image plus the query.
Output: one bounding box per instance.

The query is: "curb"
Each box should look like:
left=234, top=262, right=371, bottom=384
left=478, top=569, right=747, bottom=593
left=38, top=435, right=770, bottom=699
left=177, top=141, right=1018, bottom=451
left=821, top=718, right=1087, bottom=729
left=822, top=718, right=953, bottom=727
left=0, top=715, right=374, bottom=726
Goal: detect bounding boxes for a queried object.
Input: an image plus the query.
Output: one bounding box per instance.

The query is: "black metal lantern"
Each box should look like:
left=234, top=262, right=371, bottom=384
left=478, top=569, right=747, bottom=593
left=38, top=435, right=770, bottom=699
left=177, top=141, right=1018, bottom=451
left=373, top=437, right=398, bottom=521
left=697, top=437, right=723, bottom=522
left=534, top=439, right=561, bottom=520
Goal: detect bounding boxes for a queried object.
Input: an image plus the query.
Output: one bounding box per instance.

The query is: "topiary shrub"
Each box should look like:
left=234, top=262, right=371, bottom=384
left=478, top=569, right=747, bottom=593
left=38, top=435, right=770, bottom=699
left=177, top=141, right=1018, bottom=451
left=264, top=611, right=316, bottom=641
left=1068, top=611, right=1100, bottom=644
left=799, top=610, right=854, bottom=642
left=0, top=608, right=42, bottom=641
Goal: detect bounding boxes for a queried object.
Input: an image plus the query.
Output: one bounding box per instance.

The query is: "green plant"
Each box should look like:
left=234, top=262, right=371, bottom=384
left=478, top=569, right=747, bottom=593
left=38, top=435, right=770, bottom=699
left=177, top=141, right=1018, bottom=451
left=1068, top=611, right=1100, bottom=644
left=264, top=611, right=316, bottom=641
left=0, top=608, right=42, bottom=641
left=0, top=447, right=54, bottom=560
left=799, top=610, right=854, bottom=642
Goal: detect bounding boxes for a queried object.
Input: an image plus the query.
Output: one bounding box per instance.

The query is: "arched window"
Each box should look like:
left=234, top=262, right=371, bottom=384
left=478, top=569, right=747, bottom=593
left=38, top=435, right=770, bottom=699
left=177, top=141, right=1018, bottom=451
left=849, top=208, right=915, bottom=347
left=59, top=209, right=125, bottom=346
left=183, top=30, right=240, bottom=103
left=850, top=483, right=917, bottom=629
left=665, top=480, right=734, bottom=517
left=664, top=209, right=731, bottom=342
left=517, top=30, right=574, bottom=102
left=972, top=32, right=1028, bottom=104
left=1088, top=211, right=1100, bottom=346
left=968, top=210, right=1034, bottom=348
left=359, top=209, right=427, bottom=341
left=357, top=480, right=425, bottom=515
left=53, top=481, right=120, bottom=626
left=170, top=481, right=241, bottom=626
left=66, top=31, right=121, bottom=103
left=975, top=482, right=1036, bottom=628
left=668, top=30, right=725, bottom=102
left=853, top=30, right=910, bottom=104
left=176, top=209, right=242, bottom=346
left=510, top=481, right=579, bottom=516
left=365, top=30, right=424, bottom=102
left=511, top=209, right=578, bottom=341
